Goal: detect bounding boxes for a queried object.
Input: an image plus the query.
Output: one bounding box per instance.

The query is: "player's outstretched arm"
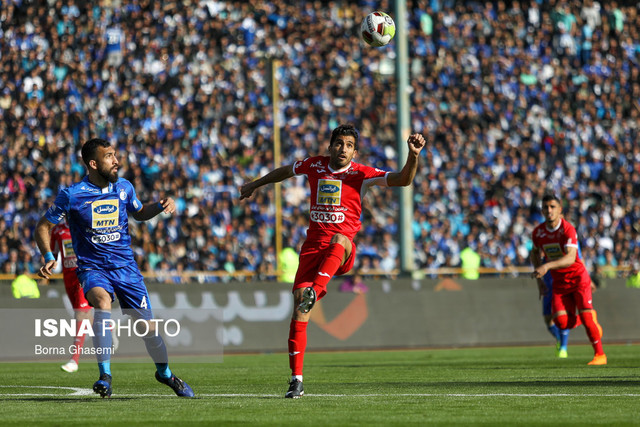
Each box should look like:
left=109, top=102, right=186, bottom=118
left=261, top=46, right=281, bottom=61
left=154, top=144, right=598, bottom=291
left=35, top=217, right=57, bottom=279
left=133, top=197, right=176, bottom=221
left=239, top=164, right=295, bottom=200
left=386, top=133, right=426, bottom=187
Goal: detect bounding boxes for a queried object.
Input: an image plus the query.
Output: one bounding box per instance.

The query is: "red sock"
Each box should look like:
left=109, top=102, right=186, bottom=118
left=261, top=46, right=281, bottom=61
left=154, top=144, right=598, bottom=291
left=312, top=243, right=346, bottom=298
left=71, top=334, right=86, bottom=363
left=71, top=320, right=88, bottom=364
left=580, top=311, right=604, bottom=355
left=288, top=319, right=308, bottom=376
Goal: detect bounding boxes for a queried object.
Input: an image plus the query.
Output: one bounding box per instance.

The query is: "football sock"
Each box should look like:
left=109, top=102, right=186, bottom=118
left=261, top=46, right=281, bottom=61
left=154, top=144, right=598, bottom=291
left=155, top=363, right=172, bottom=379
left=143, top=335, right=170, bottom=365
left=92, top=309, right=112, bottom=374
left=559, top=328, right=570, bottom=350
left=71, top=334, right=86, bottom=364
left=580, top=311, right=605, bottom=355
left=312, top=243, right=346, bottom=298
left=547, top=324, right=561, bottom=342
left=71, top=318, right=87, bottom=364
left=288, top=319, right=308, bottom=376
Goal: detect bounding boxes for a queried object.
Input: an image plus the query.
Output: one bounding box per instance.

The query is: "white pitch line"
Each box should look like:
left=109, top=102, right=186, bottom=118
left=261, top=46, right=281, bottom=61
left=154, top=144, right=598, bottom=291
left=0, top=385, right=93, bottom=396
left=1, top=387, right=639, bottom=398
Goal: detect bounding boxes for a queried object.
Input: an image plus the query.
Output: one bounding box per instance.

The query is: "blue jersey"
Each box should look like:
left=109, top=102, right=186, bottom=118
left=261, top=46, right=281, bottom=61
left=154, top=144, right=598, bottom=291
left=45, top=176, right=143, bottom=270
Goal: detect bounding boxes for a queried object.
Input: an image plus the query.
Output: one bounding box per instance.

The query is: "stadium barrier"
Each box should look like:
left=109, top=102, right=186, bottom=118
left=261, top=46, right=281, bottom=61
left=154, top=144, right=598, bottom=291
left=0, top=264, right=632, bottom=282
left=1, top=276, right=639, bottom=355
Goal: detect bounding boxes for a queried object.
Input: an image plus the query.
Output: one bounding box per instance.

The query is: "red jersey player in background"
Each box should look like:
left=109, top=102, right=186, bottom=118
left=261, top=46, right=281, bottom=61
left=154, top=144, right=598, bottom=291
left=240, top=124, right=426, bottom=398
left=50, top=219, right=92, bottom=373
left=530, top=194, right=606, bottom=365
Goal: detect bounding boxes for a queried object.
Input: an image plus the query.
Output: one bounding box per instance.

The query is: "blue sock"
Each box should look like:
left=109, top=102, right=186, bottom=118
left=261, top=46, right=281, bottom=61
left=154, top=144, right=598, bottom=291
left=92, top=310, right=112, bottom=376
left=547, top=323, right=561, bottom=342
left=143, top=335, right=171, bottom=378
left=559, top=329, right=570, bottom=350
left=155, top=363, right=172, bottom=379
left=98, top=362, right=111, bottom=377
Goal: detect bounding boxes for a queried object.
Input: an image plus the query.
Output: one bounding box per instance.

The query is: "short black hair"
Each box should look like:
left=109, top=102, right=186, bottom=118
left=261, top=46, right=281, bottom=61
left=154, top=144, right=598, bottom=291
left=330, top=124, right=359, bottom=151
left=81, top=138, right=111, bottom=166
left=542, top=193, right=561, bottom=203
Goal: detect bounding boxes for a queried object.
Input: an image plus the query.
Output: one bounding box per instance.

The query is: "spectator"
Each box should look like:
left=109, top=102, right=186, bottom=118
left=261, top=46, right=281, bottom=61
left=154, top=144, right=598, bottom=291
left=339, top=271, right=369, bottom=294
left=0, top=1, right=639, bottom=280
left=11, top=269, right=40, bottom=299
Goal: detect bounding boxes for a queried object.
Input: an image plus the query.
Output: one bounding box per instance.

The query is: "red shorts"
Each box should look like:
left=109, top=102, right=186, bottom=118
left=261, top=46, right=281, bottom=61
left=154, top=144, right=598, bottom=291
left=552, top=272, right=593, bottom=315
left=292, top=239, right=356, bottom=296
left=64, top=270, right=91, bottom=311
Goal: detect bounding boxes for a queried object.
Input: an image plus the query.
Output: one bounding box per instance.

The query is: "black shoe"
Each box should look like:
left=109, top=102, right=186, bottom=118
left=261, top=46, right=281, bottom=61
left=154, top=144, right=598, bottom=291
left=285, top=379, right=304, bottom=398
left=93, top=373, right=112, bottom=398
left=297, top=287, right=316, bottom=313
left=155, top=371, right=195, bottom=397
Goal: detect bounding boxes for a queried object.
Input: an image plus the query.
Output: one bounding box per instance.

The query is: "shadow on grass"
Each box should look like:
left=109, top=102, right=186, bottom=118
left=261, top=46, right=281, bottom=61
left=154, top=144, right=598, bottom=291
left=0, top=396, right=138, bottom=402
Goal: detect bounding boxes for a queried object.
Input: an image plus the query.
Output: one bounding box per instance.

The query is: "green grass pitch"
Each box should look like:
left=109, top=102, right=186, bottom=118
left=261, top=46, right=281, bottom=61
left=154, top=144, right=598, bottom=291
left=0, top=344, right=638, bottom=426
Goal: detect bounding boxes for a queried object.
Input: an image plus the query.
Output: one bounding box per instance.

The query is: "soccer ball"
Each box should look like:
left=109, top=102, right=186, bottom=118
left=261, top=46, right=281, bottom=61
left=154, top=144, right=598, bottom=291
left=360, top=11, right=396, bottom=47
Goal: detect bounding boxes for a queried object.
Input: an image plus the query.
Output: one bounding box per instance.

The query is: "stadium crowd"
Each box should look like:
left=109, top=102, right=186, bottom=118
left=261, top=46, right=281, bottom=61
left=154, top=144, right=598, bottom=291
left=1, top=0, right=639, bottom=282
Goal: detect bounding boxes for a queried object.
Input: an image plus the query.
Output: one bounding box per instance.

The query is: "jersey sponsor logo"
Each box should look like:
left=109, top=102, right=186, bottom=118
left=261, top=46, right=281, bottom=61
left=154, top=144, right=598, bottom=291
left=317, top=179, right=341, bottom=205
left=310, top=210, right=345, bottom=224
left=91, top=200, right=119, bottom=228
left=94, top=204, right=117, bottom=214
left=63, top=259, right=78, bottom=268
left=62, top=239, right=76, bottom=260
left=319, top=184, right=340, bottom=193
left=91, top=232, right=122, bottom=244
left=542, top=243, right=563, bottom=259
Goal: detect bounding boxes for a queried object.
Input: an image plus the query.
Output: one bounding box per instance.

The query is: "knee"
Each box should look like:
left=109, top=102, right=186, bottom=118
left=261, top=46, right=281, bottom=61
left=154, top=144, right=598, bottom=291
left=553, top=314, right=568, bottom=329
left=330, top=234, right=349, bottom=247
left=91, top=295, right=112, bottom=310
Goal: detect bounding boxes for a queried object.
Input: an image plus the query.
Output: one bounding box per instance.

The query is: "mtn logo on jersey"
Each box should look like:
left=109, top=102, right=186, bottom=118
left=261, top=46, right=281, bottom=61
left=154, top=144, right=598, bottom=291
left=62, top=239, right=76, bottom=257
left=317, top=180, right=341, bottom=205
left=542, top=243, right=563, bottom=259
left=92, top=200, right=119, bottom=228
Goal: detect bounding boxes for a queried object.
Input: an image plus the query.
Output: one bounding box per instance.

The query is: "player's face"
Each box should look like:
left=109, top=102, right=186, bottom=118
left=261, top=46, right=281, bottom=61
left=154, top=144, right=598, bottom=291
left=542, top=200, right=562, bottom=226
left=328, top=135, right=357, bottom=169
left=95, top=146, right=119, bottom=183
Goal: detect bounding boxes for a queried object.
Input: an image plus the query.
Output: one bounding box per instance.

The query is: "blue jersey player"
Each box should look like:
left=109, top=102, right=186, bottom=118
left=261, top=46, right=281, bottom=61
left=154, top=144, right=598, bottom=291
left=35, top=138, right=194, bottom=398
left=538, top=271, right=570, bottom=358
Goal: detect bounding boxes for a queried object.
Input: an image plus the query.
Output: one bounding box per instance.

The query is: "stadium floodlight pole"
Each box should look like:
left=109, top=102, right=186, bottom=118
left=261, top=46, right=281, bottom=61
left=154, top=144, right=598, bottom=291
left=395, top=0, right=415, bottom=274
left=270, top=59, right=283, bottom=275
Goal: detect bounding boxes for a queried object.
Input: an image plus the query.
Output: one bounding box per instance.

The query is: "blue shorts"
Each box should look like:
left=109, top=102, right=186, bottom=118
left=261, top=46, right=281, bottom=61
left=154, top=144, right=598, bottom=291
left=541, top=272, right=553, bottom=316
left=77, top=263, right=152, bottom=320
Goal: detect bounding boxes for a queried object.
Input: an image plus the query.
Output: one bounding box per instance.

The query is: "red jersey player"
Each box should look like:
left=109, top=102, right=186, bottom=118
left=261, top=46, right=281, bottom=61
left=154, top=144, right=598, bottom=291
left=530, top=194, right=606, bottom=365
left=50, top=220, right=92, bottom=373
left=240, top=124, right=426, bottom=398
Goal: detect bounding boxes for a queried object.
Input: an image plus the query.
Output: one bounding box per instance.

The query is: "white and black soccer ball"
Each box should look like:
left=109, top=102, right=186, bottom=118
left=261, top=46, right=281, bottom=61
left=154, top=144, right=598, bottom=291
left=360, top=11, right=396, bottom=47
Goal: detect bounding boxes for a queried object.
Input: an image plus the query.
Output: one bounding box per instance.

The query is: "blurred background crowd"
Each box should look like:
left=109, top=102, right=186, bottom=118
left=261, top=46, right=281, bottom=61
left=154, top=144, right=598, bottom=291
left=1, top=0, right=639, bottom=283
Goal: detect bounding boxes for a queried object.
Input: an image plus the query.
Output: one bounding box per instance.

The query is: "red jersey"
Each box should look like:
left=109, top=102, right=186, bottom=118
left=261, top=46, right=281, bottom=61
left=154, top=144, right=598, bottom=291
left=293, top=156, right=389, bottom=242
left=50, top=222, right=78, bottom=275
left=531, top=217, right=588, bottom=289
